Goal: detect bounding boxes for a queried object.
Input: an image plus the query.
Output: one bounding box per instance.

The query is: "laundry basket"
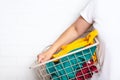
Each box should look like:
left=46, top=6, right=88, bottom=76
left=30, top=37, right=101, bottom=80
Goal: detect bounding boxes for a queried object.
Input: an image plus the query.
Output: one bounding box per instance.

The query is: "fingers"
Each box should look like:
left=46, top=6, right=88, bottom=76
left=42, top=54, right=53, bottom=63
left=37, top=52, right=52, bottom=63
left=37, top=54, right=44, bottom=63
left=37, top=55, right=50, bottom=63
left=40, top=58, right=49, bottom=63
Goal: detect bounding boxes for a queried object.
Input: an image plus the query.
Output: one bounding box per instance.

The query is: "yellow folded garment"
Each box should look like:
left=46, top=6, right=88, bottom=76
left=52, top=30, right=98, bottom=59
left=92, top=53, right=98, bottom=63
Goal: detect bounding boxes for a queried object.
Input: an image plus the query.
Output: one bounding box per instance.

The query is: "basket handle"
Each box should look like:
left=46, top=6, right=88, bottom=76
left=41, top=44, right=52, bottom=52
left=96, top=36, right=105, bottom=71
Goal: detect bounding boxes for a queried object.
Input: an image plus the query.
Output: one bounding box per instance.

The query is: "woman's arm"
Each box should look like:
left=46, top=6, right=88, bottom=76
left=37, top=16, right=92, bottom=63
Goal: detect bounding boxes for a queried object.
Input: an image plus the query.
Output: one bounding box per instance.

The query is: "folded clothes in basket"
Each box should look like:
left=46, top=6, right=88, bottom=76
left=46, top=46, right=97, bottom=80
left=45, top=30, right=98, bottom=80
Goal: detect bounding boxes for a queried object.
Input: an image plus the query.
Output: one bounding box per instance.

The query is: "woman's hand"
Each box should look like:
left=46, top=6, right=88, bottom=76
left=37, top=50, right=54, bottom=63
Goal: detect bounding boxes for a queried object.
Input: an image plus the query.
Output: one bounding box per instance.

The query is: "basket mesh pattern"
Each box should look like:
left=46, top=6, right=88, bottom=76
left=34, top=46, right=99, bottom=80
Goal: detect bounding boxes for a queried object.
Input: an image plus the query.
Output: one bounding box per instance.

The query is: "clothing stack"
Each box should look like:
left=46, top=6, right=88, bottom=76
left=46, top=30, right=99, bottom=80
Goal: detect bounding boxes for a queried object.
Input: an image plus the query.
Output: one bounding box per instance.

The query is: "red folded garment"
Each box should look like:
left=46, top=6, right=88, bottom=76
left=75, top=59, right=98, bottom=80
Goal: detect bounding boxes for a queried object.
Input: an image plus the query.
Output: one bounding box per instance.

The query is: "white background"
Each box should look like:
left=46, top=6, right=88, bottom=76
left=0, top=0, right=89, bottom=80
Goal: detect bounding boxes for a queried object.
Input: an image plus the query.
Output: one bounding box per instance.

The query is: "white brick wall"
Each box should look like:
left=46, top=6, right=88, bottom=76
left=0, top=0, right=88, bottom=80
